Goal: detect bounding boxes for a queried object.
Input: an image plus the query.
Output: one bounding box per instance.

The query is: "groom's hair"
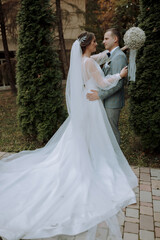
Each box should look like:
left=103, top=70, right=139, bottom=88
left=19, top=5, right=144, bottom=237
left=106, top=28, right=121, bottom=44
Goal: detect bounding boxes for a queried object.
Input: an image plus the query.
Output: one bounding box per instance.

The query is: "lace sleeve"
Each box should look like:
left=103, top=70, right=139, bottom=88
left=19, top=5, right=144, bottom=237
left=85, top=58, right=121, bottom=89
left=91, top=50, right=109, bottom=65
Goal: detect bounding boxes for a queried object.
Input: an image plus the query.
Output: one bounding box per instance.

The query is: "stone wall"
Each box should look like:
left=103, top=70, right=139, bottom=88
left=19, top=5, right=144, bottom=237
left=0, top=0, right=86, bottom=53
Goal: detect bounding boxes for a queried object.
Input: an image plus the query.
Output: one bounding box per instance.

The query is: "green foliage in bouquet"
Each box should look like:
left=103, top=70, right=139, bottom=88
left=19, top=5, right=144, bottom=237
left=129, top=0, right=160, bottom=152
left=16, top=0, right=65, bottom=142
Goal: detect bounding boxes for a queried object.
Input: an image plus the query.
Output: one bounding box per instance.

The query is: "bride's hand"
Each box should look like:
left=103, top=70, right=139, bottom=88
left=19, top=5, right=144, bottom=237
left=120, top=66, right=128, bottom=78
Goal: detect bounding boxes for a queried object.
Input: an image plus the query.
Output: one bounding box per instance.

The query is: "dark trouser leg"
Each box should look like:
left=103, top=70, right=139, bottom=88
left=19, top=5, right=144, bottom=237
left=105, top=108, right=121, bottom=144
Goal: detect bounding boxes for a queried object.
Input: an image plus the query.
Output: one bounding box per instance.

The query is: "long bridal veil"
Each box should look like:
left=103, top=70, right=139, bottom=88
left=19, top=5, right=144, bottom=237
left=66, top=40, right=86, bottom=139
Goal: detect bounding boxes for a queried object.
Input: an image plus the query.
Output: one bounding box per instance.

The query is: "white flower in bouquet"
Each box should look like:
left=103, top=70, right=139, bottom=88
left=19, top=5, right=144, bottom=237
left=124, top=27, right=146, bottom=50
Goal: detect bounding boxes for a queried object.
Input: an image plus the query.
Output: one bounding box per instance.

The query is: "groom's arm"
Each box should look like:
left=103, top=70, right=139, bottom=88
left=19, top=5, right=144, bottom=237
left=98, top=55, right=127, bottom=100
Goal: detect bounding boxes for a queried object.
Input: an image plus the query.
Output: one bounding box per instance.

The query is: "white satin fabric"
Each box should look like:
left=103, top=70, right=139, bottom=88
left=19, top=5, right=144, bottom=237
left=0, top=42, right=138, bottom=240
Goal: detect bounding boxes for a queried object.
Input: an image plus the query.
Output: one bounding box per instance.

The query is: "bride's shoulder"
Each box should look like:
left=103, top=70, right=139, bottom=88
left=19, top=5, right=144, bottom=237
left=83, top=58, right=99, bottom=73
left=84, top=57, right=96, bottom=68
left=82, top=57, right=98, bottom=73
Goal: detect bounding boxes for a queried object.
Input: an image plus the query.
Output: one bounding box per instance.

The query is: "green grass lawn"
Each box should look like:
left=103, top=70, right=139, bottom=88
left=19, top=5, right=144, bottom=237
left=0, top=90, right=44, bottom=152
left=0, top=90, right=160, bottom=167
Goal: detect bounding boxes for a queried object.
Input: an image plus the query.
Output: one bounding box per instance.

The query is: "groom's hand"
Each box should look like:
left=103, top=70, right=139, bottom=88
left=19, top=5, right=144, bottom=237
left=86, top=90, right=99, bottom=101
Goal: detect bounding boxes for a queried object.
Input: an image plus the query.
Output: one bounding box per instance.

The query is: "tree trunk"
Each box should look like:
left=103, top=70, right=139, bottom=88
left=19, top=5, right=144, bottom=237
left=0, top=0, right=17, bottom=94
left=56, top=0, right=69, bottom=79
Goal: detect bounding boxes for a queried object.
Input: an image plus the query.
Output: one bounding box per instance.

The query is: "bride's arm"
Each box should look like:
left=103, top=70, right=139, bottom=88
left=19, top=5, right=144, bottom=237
left=91, top=50, right=109, bottom=65
left=85, top=58, right=127, bottom=89
left=91, top=47, right=128, bottom=65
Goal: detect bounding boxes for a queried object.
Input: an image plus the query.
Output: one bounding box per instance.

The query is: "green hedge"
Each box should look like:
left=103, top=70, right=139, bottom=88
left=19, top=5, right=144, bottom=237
left=129, top=0, right=160, bottom=152
left=16, top=0, right=65, bottom=142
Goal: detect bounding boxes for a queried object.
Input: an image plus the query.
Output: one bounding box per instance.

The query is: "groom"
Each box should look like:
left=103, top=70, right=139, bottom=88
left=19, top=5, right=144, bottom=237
left=87, top=28, right=127, bottom=144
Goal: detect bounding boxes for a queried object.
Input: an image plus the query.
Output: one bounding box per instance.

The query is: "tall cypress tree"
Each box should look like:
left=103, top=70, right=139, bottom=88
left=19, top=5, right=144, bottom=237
left=17, top=0, right=65, bottom=142
left=129, top=0, right=160, bottom=151
left=84, top=0, right=104, bottom=52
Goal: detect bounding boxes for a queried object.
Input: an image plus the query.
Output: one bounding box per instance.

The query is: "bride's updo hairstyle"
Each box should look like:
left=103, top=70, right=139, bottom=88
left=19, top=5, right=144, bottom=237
left=78, top=32, right=95, bottom=54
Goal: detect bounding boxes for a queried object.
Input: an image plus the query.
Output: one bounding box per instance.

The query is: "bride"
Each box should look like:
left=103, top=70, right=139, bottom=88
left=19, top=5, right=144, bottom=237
left=0, top=32, right=138, bottom=240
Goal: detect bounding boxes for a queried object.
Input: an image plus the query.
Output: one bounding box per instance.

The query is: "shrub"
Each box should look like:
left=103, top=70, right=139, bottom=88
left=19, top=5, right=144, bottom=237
left=16, top=0, right=65, bottom=142
left=129, top=0, right=160, bottom=152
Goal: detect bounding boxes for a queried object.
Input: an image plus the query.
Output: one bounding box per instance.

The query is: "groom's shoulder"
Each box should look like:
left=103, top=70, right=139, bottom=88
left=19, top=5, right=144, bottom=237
left=113, top=48, right=127, bottom=61
left=117, top=48, right=126, bottom=57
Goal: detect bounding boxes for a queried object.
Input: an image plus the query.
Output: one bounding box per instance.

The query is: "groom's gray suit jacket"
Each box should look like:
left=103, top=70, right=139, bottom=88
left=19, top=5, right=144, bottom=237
left=99, top=47, right=127, bottom=109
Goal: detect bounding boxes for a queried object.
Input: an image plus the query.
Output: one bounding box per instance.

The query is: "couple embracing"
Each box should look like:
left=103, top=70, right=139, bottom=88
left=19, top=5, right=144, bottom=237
left=0, top=29, right=137, bottom=240
left=86, top=28, right=127, bottom=144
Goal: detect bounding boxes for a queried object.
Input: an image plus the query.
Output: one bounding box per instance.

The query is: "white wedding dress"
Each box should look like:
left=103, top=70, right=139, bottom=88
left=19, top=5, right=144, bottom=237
left=0, top=40, right=138, bottom=240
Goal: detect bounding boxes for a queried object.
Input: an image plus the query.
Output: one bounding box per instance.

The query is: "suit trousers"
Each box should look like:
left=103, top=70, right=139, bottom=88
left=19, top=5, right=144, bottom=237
left=105, top=108, right=121, bottom=145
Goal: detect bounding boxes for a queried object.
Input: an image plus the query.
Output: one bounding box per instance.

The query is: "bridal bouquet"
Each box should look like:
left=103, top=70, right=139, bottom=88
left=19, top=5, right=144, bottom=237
left=123, top=27, right=146, bottom=81
left=124, top=27, right=146, bottom=50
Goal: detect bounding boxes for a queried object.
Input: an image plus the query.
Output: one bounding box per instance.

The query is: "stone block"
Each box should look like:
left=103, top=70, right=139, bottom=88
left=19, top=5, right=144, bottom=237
left=154, top=212, right=160, bottom=222
left=155, top=228, right=160, bottom=238
left=117, top=211, right=125, bottom=226
left=153, top=189, right=160, bottom=197
left=140, top=206, right=153, bottom=215
left=126, top=208, right=139, bottom=218
left=140, top=167, right=150, bottom=173
left=124, top=222, right=138, bottom=234
left=140, top=173, right=150, bottom=182
left=140, top=215, right=154, bottom=231
left=153, top=196, right=160, bottom=200
left=151, top=180, right=160, bottom=189
left=153, top=200, right=160, bottom=212
left=140, top=184, right=151, bottom=192
left=140, top=202, right=152, bottom=207
left=151, top=169, right=160, bottom=180
left=123, top=233, right=138, bottom=240
left=140, top=181, right=150, bottom=185
left=140, top=230, right=154, bottom=240
left=140, top=191, right=152, bottom=203
left=155, top=222, right=160, bottom=227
